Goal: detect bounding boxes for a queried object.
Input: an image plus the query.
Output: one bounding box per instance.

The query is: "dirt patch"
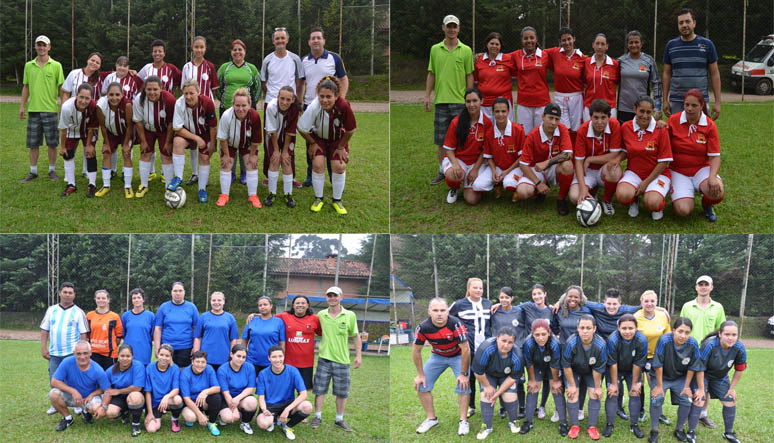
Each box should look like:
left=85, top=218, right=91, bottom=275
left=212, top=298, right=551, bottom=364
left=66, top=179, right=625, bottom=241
left=0, top=329, right=39, bottom=340
left=389, top=90, right=774, bottom=104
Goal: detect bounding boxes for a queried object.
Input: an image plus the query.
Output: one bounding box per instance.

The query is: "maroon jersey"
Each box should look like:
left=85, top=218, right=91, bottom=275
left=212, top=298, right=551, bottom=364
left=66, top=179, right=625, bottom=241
left=133, top=90, right=176, bottom=133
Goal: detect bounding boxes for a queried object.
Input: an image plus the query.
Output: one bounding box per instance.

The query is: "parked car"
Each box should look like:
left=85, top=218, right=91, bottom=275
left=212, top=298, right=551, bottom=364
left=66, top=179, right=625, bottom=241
left=768, top=314, right=774, bottom=336
left=730, top=34, right=774, bottom=95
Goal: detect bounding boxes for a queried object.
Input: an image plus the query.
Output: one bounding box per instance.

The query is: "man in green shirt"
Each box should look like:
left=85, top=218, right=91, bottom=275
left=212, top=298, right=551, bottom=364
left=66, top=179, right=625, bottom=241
left=425, top=15, right=474, bottom=185
left=20, top=35, right=64, bottom=183
left=309, top=286, right=362, bottom=432
left=679, top=274, right=726, bottom=428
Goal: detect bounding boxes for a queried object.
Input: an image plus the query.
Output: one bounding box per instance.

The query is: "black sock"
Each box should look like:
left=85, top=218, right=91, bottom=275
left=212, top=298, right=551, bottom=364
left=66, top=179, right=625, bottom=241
left=241, top=408, right=256, bottom=423
left=517, top=380, right=526, bottom=410
left=129, top=405, right=143, bottom=424
left=553, top=392, right=567, bottom=424
left=86, top=157, right=97, bottom=173
left=287, top=410, right=309, bottom=428
left=525, top=393, right=538, bottom=425
left=687, top=403, right=702, bottom=432
left=676, top=403, right=690, bottom=430
left=171, top=406, right=182, bottom=420
left=629, top=396, right=642, bottom=426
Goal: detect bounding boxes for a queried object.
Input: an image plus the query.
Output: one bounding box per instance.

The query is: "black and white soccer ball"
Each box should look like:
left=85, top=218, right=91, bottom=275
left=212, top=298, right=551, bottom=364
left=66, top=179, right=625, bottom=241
left=165, top=188, right=186, bottom=209
left=576, top=197, right=602, bottom=227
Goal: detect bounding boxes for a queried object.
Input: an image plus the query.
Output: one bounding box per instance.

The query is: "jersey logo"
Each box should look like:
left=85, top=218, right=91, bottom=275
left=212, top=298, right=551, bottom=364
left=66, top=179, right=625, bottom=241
left=496, top=66, right=505, bottom=72
left=305, top=324, right=311, bottom=330
left=657, top=179, right=665, bottom=187
left=639, top=65, right=647, bottom=72
left=536, top=61, right=542, bottom=67
left=589, top=357, right=597, bottom=365
left=202, top=73, right=209, bottom=80
left=602, top=72, right=610, bottom=79
left=123, top=84, right=130, bottom=91
left=645, top=140, right=655, bottom=151
left=159, top=110, right=167, bottom=118
left=198, top=116, right=205, bottom=125
left=511, top=319, right=519, bottom=327
left=682, top=357, right=690, bottom=365
left=296, top=331, right=303, bottom=336
left=246, top=129, right=252, bottom=137
left=504, top=366, right=511, bottom=374
left=727, top=360, right=733, bottom=368
left=477, top=133, right=485, bottom=142
left=573, top=62, right=581, bottom=70
left=334, top=118, right=341, bottom=127
left=632, top=349, right=636, bottom=356
left=506, top=144, right=516, bottom=154
left=446, top=333, right=454, bottom=341
left=645, top=362, right=651, bottom=371
left=102, top=324, right=107, bottom=331
left=543, top=355, right=551, bottom=362
left=695, top=134, right=706, bottom=144
left=162, top=74, right=169, bottom=83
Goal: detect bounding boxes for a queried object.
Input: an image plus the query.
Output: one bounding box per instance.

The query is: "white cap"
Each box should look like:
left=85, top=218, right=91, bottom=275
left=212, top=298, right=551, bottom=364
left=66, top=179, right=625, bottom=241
left=325, top=286, right=343, bottom=296
left=35, top=35, right=50, bottom=45
left=696, top=275, right=713, bottom=285
left=443, top=15, right=460, bottom=26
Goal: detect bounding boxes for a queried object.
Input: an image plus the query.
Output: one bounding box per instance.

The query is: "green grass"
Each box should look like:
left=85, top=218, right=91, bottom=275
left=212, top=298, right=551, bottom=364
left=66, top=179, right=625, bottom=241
left=347, top=75, right=389, bottom=102
left=390, top=102, right=774, bottom=233
left=0, top=103, right=388, bottom=233
left=390, top=345, right=772, bottom=442
left=0, top=340, right=388, bottom=442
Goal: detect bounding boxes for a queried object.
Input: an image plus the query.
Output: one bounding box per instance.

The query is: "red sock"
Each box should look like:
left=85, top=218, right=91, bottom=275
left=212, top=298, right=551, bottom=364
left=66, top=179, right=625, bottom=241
left=702, top=194, right=724, bottom=206
left=617, top=194, right=634, bottom=206
left=505, top=186, right=516, bottom=192
left=602, top=180, right=618, bottom=202
left=445, top=177, right=461, bottom=188
left=654, top=198, right=666, bottom=212
left=557, top=172, right=574, bottom=200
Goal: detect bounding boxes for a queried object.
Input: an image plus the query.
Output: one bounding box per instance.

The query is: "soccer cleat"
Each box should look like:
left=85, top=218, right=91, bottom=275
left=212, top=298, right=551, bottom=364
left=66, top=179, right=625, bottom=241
left=332, top=200, right=348, bottom=215
left=265, top=193, right=275, bottom=207
left=699, top=414, right=715, bottom=428
left=673, top=429, right=689, bottom=442
left=537, top=406, right=547, bottom=419
left=569, top=425, right=581, bottom=439
left=302, top=176, right=312, bottom=187
left=559, top=423, right=570, bottom=437
left=467, top=407, right=476, bottom=418
left=617, top=408, right=629, bottom=420
left=21, top=172, right=38, bottom=183
left=49, top=171, right=60, bottom=181
left=535, top=193, right=546, bottom=204
left=702, top=205, right=717, bottom=222
left=285, top=194, right=296, bottom=208
left=148, top=172, right=158, bottom=182
left=293, top=180, right=303, bottom=188
left=334, top=420, right=353, bottom=432
left=207, top=422, right=220, bottom=436
left=198, top=189, right=208, bottom=203
left=248, top=194, right=262, bottom=208
left=266, top=422, right=275, bottom=432
left=722, top=432, right=741, bottom=443
left=651, top=210, right=663, bottom=221
left=658, top=415, right=671, bottom=425
left=630, top=423, right=645, bottom=439
left=602, top=200, right=615, bottom=215
left=124, top=187, right=134, bottom=198
left=131, top=423, right=141, bottom=437
left=283, top=425, right=296, bottom=440
left=446, top=188, right=458, bottom=204
left=240, top=421, right=254, bottom=435
left=509, top=420, right=520, bottom=433
left=648, top=430, right=658, bottom=443
left=310, top=197, right=324, bottom=212
left=458, top=420, right=470, bottom=435
left=171, top=419, right=181, bottom=432
left=476, top=424, right=493, bottom=440
left=309, top=416, right=321, bottom=428
left=416, top=418, right=438, bottom=434
left=61, top=184, right=77, bottom=197
left=588, top=425, right=601, bottom=440
left=519, top=422, right=533, bottom=434
left=551, top=410, right=560, bottom=422
left=167, top=176, right=182, bottom=191
left=47, top=406, right=58, bottom=415
left=628, top=202, right=640, bottom=217
left=185, top=174, right=198, bottom=185
left=686, top=430, right=697, bottom=443
left=135, top=185, right=148, bottom=198
left=56, top=416, right=75, bottom=431
left=86, top=184, right=97, bottom=198
left=557, top=199, right=569, bottom=215
left=95, top=186, right=111, bottom=197
left=82, top=410, right=94, bottom=424
left=184, top=421, right=194, bottom=427
left=217, top=194, right=229, bottom=207
left=430, top=170, right=446, bottom=185
left=602, top=423, right=614, bottom=437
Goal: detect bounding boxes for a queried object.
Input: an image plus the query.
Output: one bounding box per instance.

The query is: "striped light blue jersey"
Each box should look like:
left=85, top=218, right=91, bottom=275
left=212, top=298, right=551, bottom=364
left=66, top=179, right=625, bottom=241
left=40, top=304, right=89, bottom=357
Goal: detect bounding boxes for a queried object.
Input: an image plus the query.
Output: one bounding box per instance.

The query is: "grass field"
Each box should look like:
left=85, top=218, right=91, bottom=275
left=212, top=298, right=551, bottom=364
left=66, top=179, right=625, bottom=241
left=390, top=102, right=774, bottom=233
left=390, top=345, right=772, bottom=443
left=0, top=340, right=388, bottom=442
left=0, top=103, right=388, bottom=233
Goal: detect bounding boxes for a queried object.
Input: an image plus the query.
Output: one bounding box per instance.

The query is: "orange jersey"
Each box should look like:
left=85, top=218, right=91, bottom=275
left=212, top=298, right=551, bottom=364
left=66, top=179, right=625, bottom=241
left=86, top=310, right=123, bottom=358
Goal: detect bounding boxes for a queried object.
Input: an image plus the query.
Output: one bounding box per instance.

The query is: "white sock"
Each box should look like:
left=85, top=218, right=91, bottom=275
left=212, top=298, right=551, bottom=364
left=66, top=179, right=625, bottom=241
left=700, top=409, right=707, bottom=418
left=101, top=168, right=111, bottom=187
left=198, top=164, right=210, bottom=191
left=312, top=172, right=325, bottom=198
left=30, top=165, right=38, bottom=174
left=49, top=163, right=56, bottom=172
left=332, top=172, right=346, bottom=200
left=190, top=150, right=198, bottom=173
left=111, top=151, right=119, bottom=172
left=246, top=170, right=258, bottom=196
left=162, top=163, right=174, bottom=184
left=336, top=414, right=344, bottom=422
left=64, top=415, right=73, bottom=421
left=172, top=154, right=185, bottom=179
left=82, top=156, right=88, bottom=174
left=64, top=160, right=75, bottom=185
left=282, top=174, right=293, bottom=195
left=315, top=412, right=322, bottom=420
left=220, top=171, right=232, bottom=195
left=123, top=167, right=133, bottom=188
left=87, top=171, right=97, bottom=186
left=150, top=152, right=157, bottom=173
left=268, top=170, right=279, bottom=194
left=139, top=161, right=151, bottom=187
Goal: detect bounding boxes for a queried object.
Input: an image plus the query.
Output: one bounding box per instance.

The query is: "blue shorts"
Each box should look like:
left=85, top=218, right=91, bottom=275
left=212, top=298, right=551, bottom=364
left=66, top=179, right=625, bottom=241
left=476, top=374, right=517, bottom=394
left=419, top=352, right=471, bottom=395
left=564, top=371, right=597, bottom=390
left=694, top=377, right=734, bottom=402
left=651, top=376, right=692, bottom=408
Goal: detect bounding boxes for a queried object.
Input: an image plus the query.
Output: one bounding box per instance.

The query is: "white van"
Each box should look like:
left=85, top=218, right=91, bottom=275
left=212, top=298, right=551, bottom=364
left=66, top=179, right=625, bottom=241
left=730, top=34, right=774, bottom=95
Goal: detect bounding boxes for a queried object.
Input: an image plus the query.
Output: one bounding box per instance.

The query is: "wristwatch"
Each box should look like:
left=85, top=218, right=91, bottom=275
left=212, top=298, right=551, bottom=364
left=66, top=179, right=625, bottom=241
left=535, top=180, right=543, bottom=187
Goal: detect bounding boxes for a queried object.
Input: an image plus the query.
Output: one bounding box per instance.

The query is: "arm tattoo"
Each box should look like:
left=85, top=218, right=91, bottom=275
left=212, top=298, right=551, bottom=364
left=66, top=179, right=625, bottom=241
left=546, top=151, right=571, bottom=167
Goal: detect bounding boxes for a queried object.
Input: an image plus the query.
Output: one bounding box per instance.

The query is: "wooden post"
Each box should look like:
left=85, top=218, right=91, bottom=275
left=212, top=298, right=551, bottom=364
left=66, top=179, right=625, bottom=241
left=190, top=235, right=195, bottom=303
left=125, top=234, right=132, bottom=311
left=335, top=234, right=342, bottom=286
left=362, top=234, right=377, bottom=331
left=370, top=0, right=375, bottom=76
left=262, top=234, right=269, bottom=297
left=339, top=0, right=343, bottom=55
left=741, top=0, right=747, bottom=101
left=739, top=234, right=754, bottom=335
left=284, top=236, right=292, bottom=311
left=431, top=235, right=439, bottom=298
left=580, top=235, right=585, bottom=289
left=205, top=234, right=212, bottom=307
left=71, top=0, right=75, bottom=70
left=486, top=234, right=490, bottom=299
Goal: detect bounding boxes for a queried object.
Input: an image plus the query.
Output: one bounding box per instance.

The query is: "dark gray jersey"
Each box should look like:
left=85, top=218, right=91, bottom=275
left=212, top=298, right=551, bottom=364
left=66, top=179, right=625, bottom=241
left=562, top=333, right=607, bottom=375
left=607, top=330, right=648, bottom=373
left=652, top=332, right=703, bottom=380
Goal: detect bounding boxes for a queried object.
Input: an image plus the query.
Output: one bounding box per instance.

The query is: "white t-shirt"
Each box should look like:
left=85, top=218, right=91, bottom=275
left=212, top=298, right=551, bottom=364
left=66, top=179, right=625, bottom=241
left=260, top=51, right=304, bottom=103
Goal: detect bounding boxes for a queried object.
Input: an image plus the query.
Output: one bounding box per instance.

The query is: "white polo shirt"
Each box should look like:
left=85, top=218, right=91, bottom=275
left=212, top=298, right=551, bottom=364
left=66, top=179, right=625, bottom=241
left=301, top=49, right=347, bottom=105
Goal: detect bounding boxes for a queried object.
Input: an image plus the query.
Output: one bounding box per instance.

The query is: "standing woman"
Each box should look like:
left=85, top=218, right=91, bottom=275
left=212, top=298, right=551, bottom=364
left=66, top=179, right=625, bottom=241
left=520, top=319, right=565, bottom=436
left=216, top=344, right=258, bottom=435
left=472, top=97, right=525, bottom=200
left=276, top=295, right=322, bottom=391
left=99, top=344, right=146, bottom=437
left=488, top=287, right=525, bottom=419
left=132, top=75, right=176, bottom=197
left=583, top=34, right=620, bottom=122
left=509, top=26, right=552, bottom=135
left=473, top=32, right=515, bottom=121
left=264, top=86, right=301, bottom=208
left=517, top=284, right=555, bottom=420
left=617, top=31, right=662, bottom=123
left=179, top=351, right=223, bottom=436
left=668, top=89, right=724, bottom=222
left=144, top=344, right=184, bottom=434
left=193, top=291, right=239, bottom=373
left=297, top=77, right=357, bottom=214
left=57, top=83, right=99, bottom=197
left=242, top=296, right=286, bottom=377
left=96, top=82, right=134, bottom=198
left=616, top=96, right=672, bottom=221
left=633, top=290, right=672, bottom=424
left=86, top=289, right=123, bottom=370
left=121, top=288, right=155, bottom=366
left=153, top=282, right=199, bottom=368
left=546, top=27, right=586, bottom=143
left=101, top=56, right=143, bottom=179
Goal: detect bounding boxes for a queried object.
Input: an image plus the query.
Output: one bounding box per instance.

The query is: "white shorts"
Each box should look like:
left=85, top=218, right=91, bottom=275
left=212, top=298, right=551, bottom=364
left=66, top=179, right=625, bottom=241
left=670, top=166, right=719, bottom=201
left=583, top=106, right=617, bottom=123
left=472, top=165, right=522, bottom=192
left=517, top=105, right=544, bottom=135
left=518, top=164, right=558, bottom=188
left=481, top=102, right=515, bottom=124
left=442, top=157, right=476, bottom=189
left=620, top=170, right=671, bottom=198
left=554, top=92, right=583, bottom=132
left=50, top=388, right=103, bottom=409
left=571, top=167, right=605, bottom=188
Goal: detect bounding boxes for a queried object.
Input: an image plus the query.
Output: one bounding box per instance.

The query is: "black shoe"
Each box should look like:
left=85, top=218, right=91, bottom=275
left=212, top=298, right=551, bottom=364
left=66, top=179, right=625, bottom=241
left=20, top=172, right=38, bottom=183
left=302, top=176, right=312, bottom=187
left=686, top=430, right=697, bottom=443
left=658, top=415, right=671, bottom=425
left=722, top=432, right=741, bottom=443
left=638, top=408, right=647, bottom=423
left=535, top=193, right=546, bottom=204
left=430, top=170, right=446, bottom=185
left=702, top=205, right=717, bottom=222
left=673, top=429, right=688, bottom=442
left=131, top=423, right=141, bottom=437
left=467, top=407, right=476, bottom=418
left=499, top=407, right=506, bottom=419
left=630, top=424, right=645, bottom=439
left=559, top=423, right=569, bottom=437
left=61, top=184, right=77, bottom=197
left=648, top=430, right=658, bottom=443
left=86, top=184, right=97, bottom=198
left=185, top=174, right=199, bottom=186
left=285, top=194, right=296, bottom=208
left=121, top=410, right=130, bottom=424
left=56, top=416, right=74, bottom=431
left=617, top=408, right=630, bottom=420
left=557, top=198, right=569, bottom=215
left=517, top=408, right=526, bottom=420
left=699, top=415, right=716, bottom=428
left=82, top=410, right=94, bottom=424
left=603, top=424, right=614, bottom=437
left=265, top=193, right=275, bottom=207
left=520, top=422, right=533, bottom=434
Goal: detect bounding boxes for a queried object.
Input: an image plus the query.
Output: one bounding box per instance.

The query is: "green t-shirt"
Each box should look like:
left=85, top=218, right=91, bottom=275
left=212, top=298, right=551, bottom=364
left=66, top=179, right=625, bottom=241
left=216, top=61, right=261, bottom=109
left=428, top=40, right=474, bottom=104
left=679, top=299, right=726, bottom=341
left=23, top=57, right=64, bottom=112
left=318, top=307, right=358, bottom=365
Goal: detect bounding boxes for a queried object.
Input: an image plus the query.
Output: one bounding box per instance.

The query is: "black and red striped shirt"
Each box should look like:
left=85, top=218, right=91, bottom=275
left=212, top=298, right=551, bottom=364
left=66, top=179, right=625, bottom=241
left=415, top=315, right=468, bottom=357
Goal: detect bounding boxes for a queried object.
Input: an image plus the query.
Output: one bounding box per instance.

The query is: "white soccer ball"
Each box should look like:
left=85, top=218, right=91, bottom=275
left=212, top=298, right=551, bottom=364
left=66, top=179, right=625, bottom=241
left=576, top=197, right=602, bottom=227
left=165, top=187, right=186, bottom=209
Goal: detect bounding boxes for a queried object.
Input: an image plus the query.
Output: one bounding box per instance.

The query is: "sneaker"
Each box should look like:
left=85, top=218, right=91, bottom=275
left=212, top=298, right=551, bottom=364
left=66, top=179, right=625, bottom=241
left=651, top=210, right=663, bottom=221
left=124, top=187, right=134, bottom=198
left=262, top=179, right=269, bottom=186
left=185, top=174, right=198, bottom=185
left=588, top=425, right=601, bottom=440
left=47, top=406, right=57, bottom=415
left=266, top=422, right=275, bottom=432
left=198, top=189, right=208, bottom=203
left=722, top=431, right=741, bottom=443
left=95, top=186, right=111, bottom=197
left=551, top=410, right=560, bottom=422
left=218, top=417, right=227, bottom=426
left=56, top=416, right=74, bottom=431
left=240, top=170, right=247, bottom=185
left=537, top=406, right=546, bottom=419
left=217, top=194, right=229, bottom=206
left=184, top=421, right=194, bottom=427
left=265, top=193, right=275, bottom=207
left=557, top=199, right=569, bottom=215
left=73, top=407, right=83, bottom=415
left=602, top=200, right=615, bottom=215
left=702, top=205, right=717, bottom=222
left=602, top=423, right=614, bottom=437
left=430, top=170, right=446, bottom=185
left=86, top=184, right=97, bottom=198
left=630, top=423, right=645, bottom=439
left=559, top=423, right=570, bottom=437
left=686, top=430, right=697, bottom=443
left=519, top=422, right=533, bottom=434
left=309, top=416, right=322, bottom=428
left=148, top=172, right=158, bottom=182
left=293, top=180, right=303, bottom=188
left=535, top=193, right=546, bottom=204
left=285, top=194, right=296, bottom=208
left=310, top=197, right=324, bottom=212
left=416, top=418, right=438, bottom=434
left=135, top=185, right=148, bottom=198
left=21, top=172, right=38, bottom=183
left=82, top=410, right=94, bottom=424
left=476, top=424, right=493, bottom=440
left=628, top=202, right=639, bottom=217
left=699, top=415, right=716, bottom=428
left=569, top=424, right=581, bottom=439
left=131, top=423, right=141, bottom=437
left=171, top=419, right=181, bottom=432
left=446, top=188, right=458, bottom=204
left=648, top=430, right=658, bottom=443
left=335, top=420, right=353, bottom=432
left=332, top=200, right=348, bottom=215
left=240, top=421, right=254, bottom=435
left=617, top=408, right=629, bottom=420
left=49, top=171, right=59, bottom=181
left=579, top=409, right=585, bottom=421
left=61, top=184, right=77, bottom=197
left=167, top=176, right=183, bottom=191
left=283, top=425, right=296, bottom=440
left=658, top=415, right=671, bottom=425
left=302, top=177, right=312, bottom=187
left=248, top=194, right=262, bottom=208
left=638, top=408, right=646, bottom=423
left=467, top=407, right=476, bottom=418
left=458, top=420, right=470, bottom=435
left=494, top=186, right=503, bottom=199
left=207, top=422, right=220, bottom=436
left=673, top=429, right=688, bottom=442
left=509, top=420, right=521, bottom=433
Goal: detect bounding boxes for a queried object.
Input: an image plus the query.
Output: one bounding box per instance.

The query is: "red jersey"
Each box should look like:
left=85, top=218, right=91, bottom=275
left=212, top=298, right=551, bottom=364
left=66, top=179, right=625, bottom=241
left=102, top=72, right=144, bottom=101
left=573, top=118, right=623, bottom=170
left=442, top=112, right=493, bottom=164
left=473, top=52, right=515, bottom=106
left=667, top=112, right=720, bottom=176
left=519, top=123, right=573, bottom=167
left=545, top=47, right=585, bottom=93
left=132, top=90, right=176, bottom=133
left=621, top=118, right=673, bottom=179
left=182, top=59, right=219, bottom=100
left=139, top=62, right=182, bottom=92
left=173, top=94, right=218, bottom=138
left=276, top=312, right=321, bottom=368
left=59, top=97, right=99, bottom=139
left=583, top=55, right=620, bottom=108
left=510, top=47, right=552, bottom=107
left=484, top=121, right=525, bottom=170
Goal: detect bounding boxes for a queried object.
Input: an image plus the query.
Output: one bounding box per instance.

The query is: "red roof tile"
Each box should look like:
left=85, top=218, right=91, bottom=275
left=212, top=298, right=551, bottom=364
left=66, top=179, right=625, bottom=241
left=270, top=257, right=371, bottom=278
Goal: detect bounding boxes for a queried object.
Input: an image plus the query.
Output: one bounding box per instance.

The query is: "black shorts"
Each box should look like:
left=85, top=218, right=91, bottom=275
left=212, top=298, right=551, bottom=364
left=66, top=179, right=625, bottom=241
left=110, top=393, right=129, bottom=411
left=297, top=366, right=314, bottom=391
left=91, top=353, right=116, bottom=371
left=254, top=364, right=267, bottom=379
left=172, top=348, right=192, bottom=368
left=263, top=400, right=293, bottom=416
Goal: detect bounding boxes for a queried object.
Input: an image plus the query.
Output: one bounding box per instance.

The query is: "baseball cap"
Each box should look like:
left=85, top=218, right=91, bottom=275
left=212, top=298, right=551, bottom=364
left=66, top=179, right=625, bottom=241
left=696, top=275, right=713, bottom=285
left=443, top=15, right=460, bottom=26
left=543, top=102, right=562, bottom=117
left=35, top=35, right=50, bottom=45
left=325, top=286, right=343, bottom=296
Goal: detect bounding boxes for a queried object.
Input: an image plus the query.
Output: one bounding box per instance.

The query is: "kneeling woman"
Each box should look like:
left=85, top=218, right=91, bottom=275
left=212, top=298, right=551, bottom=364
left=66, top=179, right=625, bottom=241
left=58, top=83, right=99, bottom=197
left=472, top=326, right=524, bottom=439
left=144, top=344, right=184, bottom=433
left=699, top=321, right=746, bottom=443
left=98, top=344, right=146, bottom=437
left=216, top=344, right=258, bottom=435
left=520, top=319, right=565, bottom=436
left=562, top=315, right=607, bottom=440
left=649, top=317, right=704, bottom=443
left=180, top=351, right=223, bottom=436
left=472, top=97, right=525, bottom=201
left=441, top=88, right=492, bottom=206
left=297, top=77, right=357, bottom=214
left=257, top=346, right=313, bottom=440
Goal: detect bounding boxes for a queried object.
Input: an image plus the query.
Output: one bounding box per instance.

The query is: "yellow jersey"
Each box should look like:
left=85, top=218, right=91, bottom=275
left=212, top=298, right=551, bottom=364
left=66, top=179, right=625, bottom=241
left=633, top=309, right=671, bottom=358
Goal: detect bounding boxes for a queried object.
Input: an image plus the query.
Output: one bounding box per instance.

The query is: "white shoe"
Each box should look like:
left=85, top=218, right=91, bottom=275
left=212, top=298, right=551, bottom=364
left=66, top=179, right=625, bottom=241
left=47, top=406, right=57, bottom=415
left=458, top=420, right=470, bottom=435
left=601, top=200, right=615, bottom=215
left=476, top=425, right=493, bottom=440
left=579, top=410, right=585, bottom=421
left=240, top=421, right=254, bottom=435
left=266, top=422, right=275, bottom=432
left=416, top=418, right=439, bottom=434
left=628, top=202, right=639, bottom=217
left=446, top=188, right=458, bottom=204
left=537, top=406, right=546, bottom=419
left=282, top=425, right=296, bottom=440
left=509, top=421, right=521, bottom=433
left=652, top=210, right=663, bottom=221
left=551, top=410, right=560, bottom=422
left=73, top=407, right=83, bottom=415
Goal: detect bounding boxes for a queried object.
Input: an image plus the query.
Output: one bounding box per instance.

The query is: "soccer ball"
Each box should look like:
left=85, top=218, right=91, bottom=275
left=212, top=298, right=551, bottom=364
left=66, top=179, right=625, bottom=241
left=576, top=197, right=602, bottom=227
left=165, top=188, right=186, bottom=209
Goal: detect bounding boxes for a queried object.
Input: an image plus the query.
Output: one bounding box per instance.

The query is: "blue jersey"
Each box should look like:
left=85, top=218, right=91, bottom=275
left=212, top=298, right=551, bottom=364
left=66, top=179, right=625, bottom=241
left=154, top=301, right=199, bottom=349
left=562, top=333, right=607, bottom=375
left=106, top=359, right=146, bottom=389
left=217, top=361, right=256, bottom=397
left=552, top=305, right=593, bottom=344
left=652, top=332, right=703, bottom=381
left=585, top=302, right=639, bottom=340
left=180, top=364, right=219, bottom=399
left=606, top=330, right=648, bottom=373
left=522, top=335, right=562, bottom=374
left=52, top=356, right=110, bottom=398
left=699, top=337, right=747, bottom=381
left=257, top=364, right=306, bottom=405
left=121, top=309, right=155, bottom=365
left=242, top=316, right=286, bottom=367
left=195, top=311, right=239, bottom=365
left=663, top=35, right=718, bottom=102
left=145, top=362, right=180, bottom=408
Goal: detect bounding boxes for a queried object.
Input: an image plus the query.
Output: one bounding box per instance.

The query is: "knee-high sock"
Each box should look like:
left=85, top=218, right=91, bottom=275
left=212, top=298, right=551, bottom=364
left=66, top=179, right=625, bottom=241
left=702, top=194, right=724, bottom=206
left=170, top=404, right=182, bottom=420
left=150, top=152, right=157, bottom=173
left=111, top=151, right=119, bottom=172
left=629, top=396, right=642, bottom=426
left=332, top=172, right=345, bottom=200
left=557, top=172, right=574, bottom=200
left=205, top=394, right=222, bottom=423
left=102, top=168, right=111, bottom=188
left=198, top=164, right=209, bottom=191
left=445, top=177, right=462, bottom=188
left=722, top=405, right=736, bottom=433
left=567, top=401, right=580, bottom=426
left=172, top=154, right=185, bottom=179
left=687, top=403, right=702, bottom=432
left=312, top=172, right=325, bottom=199
left=287, top=410, right=309, bottom=428
left=238, top=155, right=246, bottom=175
left=603, top=180, right=618, bottom=202
left=469, top=376, right=477, bottom=410
left=129, top=404, right=143, bottom=425
left=220, top=171, right=232, bottom=195
left=605, top=395, right=618, bottom=426
left=190, top=149, right=198, bottom=173
left=481, top=399, right=495, bottom=429
left=540, top=379, right=550, bottom=407
left=139, top=161, right=151, bottom=187
left=588, top=398, right=601, bottom=427
left=676, top=403, right=691, bottom=430
left=123, top=167, right=133, bottom=188
left=282, top=174, right=293, bottom=195
left=240, top=408, right=256, bottom=423
left=650, top=398, right=662, bottom=431
left=525, top=392, right=539, bottom=425
left=246, top=170, right=258, bottom=196
left=504, top=399, right=519, bottom=423
left=162, top=163, right=174, bottom=184
left=554, top=392, right=568, bottom=424
left=578, top=387, right=587, bottom=416
left=517, top=380, right=526, bottom=411
left=268, top=170, right=279, bottom=194
left=654, top=198, right=666, bottom=212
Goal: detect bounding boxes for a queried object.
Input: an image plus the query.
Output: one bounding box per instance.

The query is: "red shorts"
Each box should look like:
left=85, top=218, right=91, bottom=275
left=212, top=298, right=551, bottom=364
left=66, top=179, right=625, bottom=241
left=64, top=137, right=88, bottom=152
left=141, top=131, right=170, bottom=156
left=221, top=144, right=252, bottom=159
left=105, top=132, right=138, bottom=152
left=176, top=135, right=214, bottom=155
left=267, top=135, right=297, bottom=158
left=311, top=136, right=349, bottom=162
